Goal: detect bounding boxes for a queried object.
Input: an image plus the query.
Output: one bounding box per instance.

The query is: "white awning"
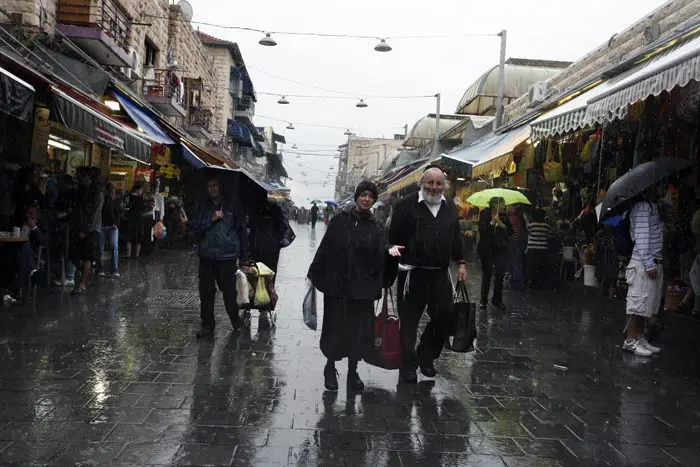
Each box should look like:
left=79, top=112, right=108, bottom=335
left=587, top=34, right=700, bottom=124
left=443, top=126, right=531, bottom=178
left=530, top=81, right=612, bottom=138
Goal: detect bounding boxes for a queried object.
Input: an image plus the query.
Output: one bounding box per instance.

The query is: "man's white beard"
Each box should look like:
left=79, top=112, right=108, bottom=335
left=421, top=187, right=443, bottom=205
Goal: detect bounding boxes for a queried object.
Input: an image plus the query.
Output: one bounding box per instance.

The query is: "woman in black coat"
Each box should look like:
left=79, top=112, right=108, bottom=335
left=308, top=181, right=403, bottom=391
left=477, top=199, right=512, bottom=310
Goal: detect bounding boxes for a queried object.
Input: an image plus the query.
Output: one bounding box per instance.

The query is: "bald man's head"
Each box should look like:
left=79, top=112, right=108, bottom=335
left=419, top=167, right=446, bottom=204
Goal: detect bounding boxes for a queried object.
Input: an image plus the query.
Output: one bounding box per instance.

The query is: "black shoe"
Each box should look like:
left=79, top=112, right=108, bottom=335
left=196, top=327, right=214, bottom=338
left=324, top=363, right=339, bottom=391
left=258, top=311, right=271, bottom=330
left=419, top=361, right=437, bottom=378
left=479, top=300, right=487, bottom=310
left=347, top=372, right=364, bottom=391
left=492, top=301, right=507, bottom=311
left=399, top=370, right=418, bottom=384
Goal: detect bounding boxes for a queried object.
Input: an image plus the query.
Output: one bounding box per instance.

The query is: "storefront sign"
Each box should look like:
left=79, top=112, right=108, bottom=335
left=30, top=106, right=50, bottom=165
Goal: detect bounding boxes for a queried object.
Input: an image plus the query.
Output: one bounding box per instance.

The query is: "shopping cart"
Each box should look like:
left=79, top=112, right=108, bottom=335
left=240, top=262, right=278, bottom=329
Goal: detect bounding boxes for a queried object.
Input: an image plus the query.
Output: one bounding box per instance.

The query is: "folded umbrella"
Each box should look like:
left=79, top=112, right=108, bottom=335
left=599, top=158, right=695, bottom=221
left=466, top=188, right=531, bottom=208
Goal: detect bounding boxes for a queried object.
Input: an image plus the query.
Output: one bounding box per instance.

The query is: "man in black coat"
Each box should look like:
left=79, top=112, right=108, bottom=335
left=310, top=203, right=319, bottom=228
left=389, top=166, right=466, bottom=383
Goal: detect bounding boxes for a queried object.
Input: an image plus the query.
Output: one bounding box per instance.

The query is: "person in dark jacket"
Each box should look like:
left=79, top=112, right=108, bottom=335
left=477, top=200, right=512, bottom=310
left=191, top=176, right=249, bottom=338
left=124, top=182, right=145, bottom=259
left=309, top=180, right=403, bottom=391
left=96, top=183, right=122, bottom=277
left=70, top=167, right=103, bottom=295
left=310, top=203, right=319, bottom=228
left=389, top=167, right=466, bottom=384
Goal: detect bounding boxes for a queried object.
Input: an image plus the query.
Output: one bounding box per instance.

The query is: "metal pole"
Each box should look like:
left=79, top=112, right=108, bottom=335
left=596, top=125, right=606, bottom=201
left=494, top=29, right=507, bottom=130
left=434, top=93, right=441, bottom=157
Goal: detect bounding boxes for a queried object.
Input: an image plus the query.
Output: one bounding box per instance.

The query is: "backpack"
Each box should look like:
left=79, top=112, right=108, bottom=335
left=615, top=212, right=634, bottom=257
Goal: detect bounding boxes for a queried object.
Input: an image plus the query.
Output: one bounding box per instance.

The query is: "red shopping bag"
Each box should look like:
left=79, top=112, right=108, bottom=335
left=364, top=288, right=401, bottom=370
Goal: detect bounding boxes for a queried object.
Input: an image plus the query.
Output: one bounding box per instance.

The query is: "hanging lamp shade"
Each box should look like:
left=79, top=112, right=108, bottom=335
left=344, top=129, right=352, bottom=136
left=259, top=32, right=277, bottom=47
left=356, top=99, right=368, bottom=108
left=286, top=123, right=295, bottom=130
left=277, top=95, right=290, bottom=104
left=374, top=38, right=392, bottom=52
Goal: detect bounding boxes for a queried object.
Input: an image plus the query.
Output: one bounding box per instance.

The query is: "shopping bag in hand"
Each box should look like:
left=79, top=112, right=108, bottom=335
left=446, top=280, right=477, bottom=352
left=364, top=288, right=401, bottom=370
left=235, top=269, right=250, bottom=306
left=302, top=280, right=317, bottom=330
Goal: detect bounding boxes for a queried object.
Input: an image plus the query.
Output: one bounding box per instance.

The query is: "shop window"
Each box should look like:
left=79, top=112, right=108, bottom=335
left=144, top=38, right=157, bottom=67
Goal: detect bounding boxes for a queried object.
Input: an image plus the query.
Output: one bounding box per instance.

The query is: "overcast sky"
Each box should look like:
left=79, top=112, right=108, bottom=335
left=192, top=0, right=666, bottom=205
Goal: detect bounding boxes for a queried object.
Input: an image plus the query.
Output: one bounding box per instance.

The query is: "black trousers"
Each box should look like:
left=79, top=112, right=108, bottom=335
left=198, top=258, right=240, bottom=330
left=397, top=268, right=453, bottom=371
left=526, top=249, right=550, bottom=288
left=311, top=216, right=318, bottom=228
left=479, top=249, right=507, bottom=304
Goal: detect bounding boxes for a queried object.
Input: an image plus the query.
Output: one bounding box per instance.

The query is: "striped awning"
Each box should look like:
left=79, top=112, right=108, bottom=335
left=387, top=162, right=430, bottom=193
left=587, top=34, right=700, bottom=124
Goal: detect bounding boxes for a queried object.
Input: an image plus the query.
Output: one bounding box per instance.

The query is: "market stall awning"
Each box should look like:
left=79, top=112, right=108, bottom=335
left=587, top=34, right=700, bottom=124
left=530, top=80, right=613, bottom=138
left=0, top=65, right=34, bottom=123
left=50, top=87, right=151, bottom=163
left=181, top=144, right=208, bottom=169
left=111, top=89, right=175, bottom=145
left=387, top=161, right=430, bottom=194
left=442, top=125, right=530, bottom=179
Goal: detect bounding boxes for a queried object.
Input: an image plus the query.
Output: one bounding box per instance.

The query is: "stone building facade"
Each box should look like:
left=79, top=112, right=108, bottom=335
left=504, top=0, right=700, bottom=122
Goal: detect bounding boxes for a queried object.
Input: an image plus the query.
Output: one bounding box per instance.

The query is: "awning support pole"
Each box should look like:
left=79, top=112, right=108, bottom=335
left=495, top=30, right=507, bottom=130
left=433, top=93, right=441, bottom=158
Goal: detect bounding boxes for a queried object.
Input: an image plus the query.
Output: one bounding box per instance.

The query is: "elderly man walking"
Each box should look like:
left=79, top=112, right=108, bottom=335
left=389, top=166, right=467, bottom=383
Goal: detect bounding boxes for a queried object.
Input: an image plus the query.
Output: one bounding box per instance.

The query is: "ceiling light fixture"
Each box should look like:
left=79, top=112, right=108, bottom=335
left=104, top=100, right=121, bottom=111
left=259, top=32, right=277, bottom=47
left=374, top=38, right=392, bottom=52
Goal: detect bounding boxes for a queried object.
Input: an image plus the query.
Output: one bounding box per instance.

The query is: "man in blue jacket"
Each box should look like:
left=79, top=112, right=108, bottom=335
left=191, top=176, right=249, bottom=338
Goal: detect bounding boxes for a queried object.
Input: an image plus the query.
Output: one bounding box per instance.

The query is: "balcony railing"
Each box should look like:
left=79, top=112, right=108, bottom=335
left=142, top=69, right=187, bottom=117
left=57, top=0, right=131, bottom=51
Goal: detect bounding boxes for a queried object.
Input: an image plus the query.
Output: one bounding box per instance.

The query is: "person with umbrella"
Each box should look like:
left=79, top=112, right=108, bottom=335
left=190, top=176, right=249, bottom=338
left=310, top=202, right=319, bottom=228
left=622, top=184, right=665, bottom=357
left=477, top=198, right=512, bottom=310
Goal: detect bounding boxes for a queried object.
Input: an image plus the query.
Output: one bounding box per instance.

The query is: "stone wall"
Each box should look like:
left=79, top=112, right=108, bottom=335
left=504, top=0, right=700, bottom=123
left=206, top=45, right=234, bottom=141
left=130, top=0, right=169, bottom=71
left=167, top=5, right=216, bottom=113
left=0, top=0, right=56, bottom=32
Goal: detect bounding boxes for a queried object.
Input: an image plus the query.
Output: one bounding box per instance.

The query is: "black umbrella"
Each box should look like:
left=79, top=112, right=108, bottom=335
left=599, top=158, right=695, bottom=221
left=185, top=166, right=267, bottom=217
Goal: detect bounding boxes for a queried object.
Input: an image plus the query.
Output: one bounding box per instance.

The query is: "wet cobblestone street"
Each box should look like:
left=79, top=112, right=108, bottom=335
left=0, top=225, right=699, bottom=466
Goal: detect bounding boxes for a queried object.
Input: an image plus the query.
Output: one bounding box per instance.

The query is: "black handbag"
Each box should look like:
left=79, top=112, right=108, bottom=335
left=446, top=280, right=477, bottom=352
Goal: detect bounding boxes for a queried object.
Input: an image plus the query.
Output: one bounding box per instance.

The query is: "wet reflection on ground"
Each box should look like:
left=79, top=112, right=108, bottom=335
left=0, top=224, right=698, bottom=466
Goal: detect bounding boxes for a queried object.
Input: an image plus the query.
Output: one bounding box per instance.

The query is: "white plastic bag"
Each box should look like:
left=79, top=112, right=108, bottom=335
left=302, top=280, right=317, bottom=330
left=236, top=269, right=250, bottom=306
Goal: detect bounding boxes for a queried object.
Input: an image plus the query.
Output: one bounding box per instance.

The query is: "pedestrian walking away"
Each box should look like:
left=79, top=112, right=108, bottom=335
left=70, top=167, right=103, bottom=295
left=477, top=200, right=512, bottom=310
left=623, top=184, right=665, bottom=357
left=308, top=180, right=404, bottom=391
left=191, top=176, right=249, bottom=338
left=310, top=203, right=319, bottom=228
left=388, top=166, right=466, bottom=384
left=96, top=183, right=121, bottom=278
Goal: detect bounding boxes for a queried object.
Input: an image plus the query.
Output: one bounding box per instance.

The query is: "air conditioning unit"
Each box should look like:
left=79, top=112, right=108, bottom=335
left=528, top=81, right=548, bottom=105
left=131, top=50, right=143, bottom=79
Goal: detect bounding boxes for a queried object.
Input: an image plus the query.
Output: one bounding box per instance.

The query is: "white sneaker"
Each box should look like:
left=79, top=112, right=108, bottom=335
left=97, top=271, right=106, bottom=278
left=111, top=273, right=120, bottom=278
left=622, top=339, right=654, bottom=357
left=65, top=279, right=75, bottom=287
left=638, top=338, right=661, bottom=354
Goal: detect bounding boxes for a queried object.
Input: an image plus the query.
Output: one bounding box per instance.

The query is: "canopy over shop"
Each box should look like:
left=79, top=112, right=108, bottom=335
left=0, top=65, right=35, bottom=165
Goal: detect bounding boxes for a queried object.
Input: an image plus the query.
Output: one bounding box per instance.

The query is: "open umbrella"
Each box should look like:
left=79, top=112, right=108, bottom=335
left=467, top=188, right=531, bottom=208
left=325, top=201, right=338, bottom=207
left=599, top=158, right=695, bottom=221
left=310, top=199, right=323, bottom=205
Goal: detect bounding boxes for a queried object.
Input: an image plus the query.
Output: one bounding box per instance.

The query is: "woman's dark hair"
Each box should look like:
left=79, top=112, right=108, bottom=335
left=533, top=208, right=546, bottom=222
left=132, top=181, right=143, bottom=192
